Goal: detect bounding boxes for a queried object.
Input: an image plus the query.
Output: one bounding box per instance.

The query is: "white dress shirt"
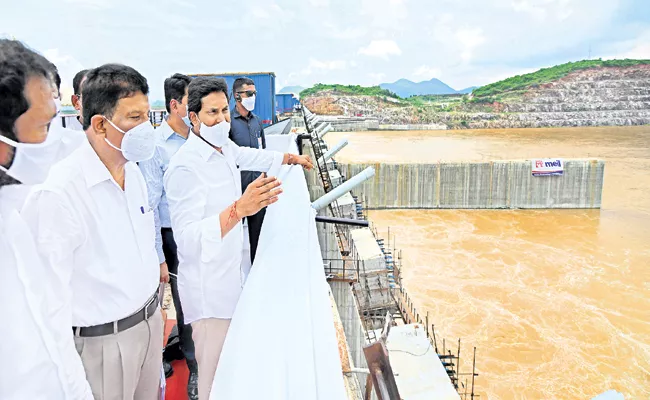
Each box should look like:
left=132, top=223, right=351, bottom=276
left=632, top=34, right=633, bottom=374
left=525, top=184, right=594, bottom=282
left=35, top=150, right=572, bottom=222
left=22, top=140, right=159, bottom=327
left=0, top=191, right=92, bottom=399
left=164, top=133, right=284, bottom=323
left=63, top=115, right=85, bottom=131
left=138, top=119, right=188, bottom=263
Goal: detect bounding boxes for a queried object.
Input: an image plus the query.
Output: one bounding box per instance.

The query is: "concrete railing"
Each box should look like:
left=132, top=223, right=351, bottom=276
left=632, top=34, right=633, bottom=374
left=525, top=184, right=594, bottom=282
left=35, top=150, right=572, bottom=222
left=339, top=160, right=605, bottom=209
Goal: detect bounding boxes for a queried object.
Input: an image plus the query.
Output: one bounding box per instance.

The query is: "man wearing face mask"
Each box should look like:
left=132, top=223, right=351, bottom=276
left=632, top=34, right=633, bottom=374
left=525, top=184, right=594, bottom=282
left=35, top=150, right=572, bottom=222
left=45, top=67, right=87, bottom=167
left=0, top=39, right=93, bottom=399
left=229, top=77, right=267, bottom=263
left=23, top=63, right=163, bottom=400
left=48, top=69, right=65, bottom=129
left=0, top=65, right=85, bottom=211
left=139, top=73, right=199, bottom=399
left=164, top=77, right=313, bottom=400
left=68, top=69, right=89, bottom=131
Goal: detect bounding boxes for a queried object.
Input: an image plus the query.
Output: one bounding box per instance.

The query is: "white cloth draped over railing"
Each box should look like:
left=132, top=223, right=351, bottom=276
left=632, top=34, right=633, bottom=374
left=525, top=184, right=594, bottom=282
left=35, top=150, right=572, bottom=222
left=209, top=135, right=347, bottom=400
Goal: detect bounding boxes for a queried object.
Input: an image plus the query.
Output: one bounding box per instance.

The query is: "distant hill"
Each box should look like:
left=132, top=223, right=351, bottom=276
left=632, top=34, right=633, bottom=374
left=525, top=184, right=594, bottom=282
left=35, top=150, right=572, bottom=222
left=278, top=86, right=306, bottom=95
left=302, top=59, right=650, bottom=129
left=380, top=78, right=462, bottom=97
left=471, top=59, right=650, bottom=100
left=458, top=86, right=478, bottom=94
left=300, top=83, right=398, bottom=98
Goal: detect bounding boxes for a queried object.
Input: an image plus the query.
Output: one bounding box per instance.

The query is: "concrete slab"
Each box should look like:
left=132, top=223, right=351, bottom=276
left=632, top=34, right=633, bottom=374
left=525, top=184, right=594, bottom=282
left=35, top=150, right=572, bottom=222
left=385, top=324, right=460, bottom=400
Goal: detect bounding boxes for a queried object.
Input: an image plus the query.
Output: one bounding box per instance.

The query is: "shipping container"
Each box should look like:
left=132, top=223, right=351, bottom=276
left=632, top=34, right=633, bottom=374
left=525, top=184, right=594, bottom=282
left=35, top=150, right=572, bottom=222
left=187, top=72, right=276, bottom=126
left=275, top=93, right=299, bottom=115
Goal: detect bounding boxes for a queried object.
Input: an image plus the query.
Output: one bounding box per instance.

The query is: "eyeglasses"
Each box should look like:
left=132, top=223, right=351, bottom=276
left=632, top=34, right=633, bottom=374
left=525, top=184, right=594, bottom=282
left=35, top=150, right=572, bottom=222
left=236, top=90, right=257, bottom=98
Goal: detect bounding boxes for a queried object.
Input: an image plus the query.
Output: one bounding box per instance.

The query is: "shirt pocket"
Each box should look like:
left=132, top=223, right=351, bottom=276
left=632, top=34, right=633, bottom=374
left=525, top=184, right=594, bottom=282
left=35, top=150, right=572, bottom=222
left=134, top=209, right=156, bottom=256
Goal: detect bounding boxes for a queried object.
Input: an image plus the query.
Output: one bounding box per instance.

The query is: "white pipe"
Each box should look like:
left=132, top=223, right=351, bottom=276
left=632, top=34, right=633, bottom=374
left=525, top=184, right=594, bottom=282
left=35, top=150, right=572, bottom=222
left=313, top=121, right=327, bottom=133
left=348, top=368, right=371, bottom=375
left=317, top=124, right=333, bottom=139
left=322, top=138, right=348, bottom=161
left=311, top=167, right=375, bottom=211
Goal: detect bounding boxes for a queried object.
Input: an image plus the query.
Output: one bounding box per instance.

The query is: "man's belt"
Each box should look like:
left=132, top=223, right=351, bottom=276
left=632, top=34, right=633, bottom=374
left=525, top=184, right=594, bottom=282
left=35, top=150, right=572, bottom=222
left=73, top=291, right=159, bottom=338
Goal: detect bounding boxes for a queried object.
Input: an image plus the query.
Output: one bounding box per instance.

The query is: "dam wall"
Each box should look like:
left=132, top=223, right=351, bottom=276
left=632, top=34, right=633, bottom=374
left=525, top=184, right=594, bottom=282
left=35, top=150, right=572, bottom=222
left=339, top=159, right=605, bottom=209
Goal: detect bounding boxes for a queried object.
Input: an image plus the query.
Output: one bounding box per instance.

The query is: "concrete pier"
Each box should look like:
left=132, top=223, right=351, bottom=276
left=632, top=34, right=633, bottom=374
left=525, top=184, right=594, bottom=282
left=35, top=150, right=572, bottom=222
left=339, top=160, right=605, bottom=209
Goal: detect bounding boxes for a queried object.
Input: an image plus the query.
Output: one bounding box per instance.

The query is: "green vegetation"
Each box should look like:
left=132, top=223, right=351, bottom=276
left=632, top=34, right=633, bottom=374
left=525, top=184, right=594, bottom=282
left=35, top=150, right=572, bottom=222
left=472, top=59, right=650, bottom=101
left=402, top=94, right=466, bottom=112
left=300, top=83, right=398, bottom=98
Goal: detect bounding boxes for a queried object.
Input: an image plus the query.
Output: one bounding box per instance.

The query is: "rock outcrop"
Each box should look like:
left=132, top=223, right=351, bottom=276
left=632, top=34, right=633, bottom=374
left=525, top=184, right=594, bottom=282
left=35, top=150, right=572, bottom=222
left=303, top=65, right=650, bottom=129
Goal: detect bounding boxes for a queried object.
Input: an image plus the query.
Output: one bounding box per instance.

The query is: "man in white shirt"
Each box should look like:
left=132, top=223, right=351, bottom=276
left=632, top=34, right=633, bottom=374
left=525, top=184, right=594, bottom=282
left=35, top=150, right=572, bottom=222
left=23, top=63, right=163, bottom=400
left=64, top=69, right=88, bottom=131
left=164, top=76, right=313, bottom=400
left=0, top=38, right=93, bottom=400
left=139, top=73, right=199, bottom=399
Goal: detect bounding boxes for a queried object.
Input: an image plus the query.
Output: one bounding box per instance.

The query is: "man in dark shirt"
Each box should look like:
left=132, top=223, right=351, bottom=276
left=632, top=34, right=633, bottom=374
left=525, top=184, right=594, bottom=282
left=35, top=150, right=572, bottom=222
left=229, top=77, right=266, bottom=263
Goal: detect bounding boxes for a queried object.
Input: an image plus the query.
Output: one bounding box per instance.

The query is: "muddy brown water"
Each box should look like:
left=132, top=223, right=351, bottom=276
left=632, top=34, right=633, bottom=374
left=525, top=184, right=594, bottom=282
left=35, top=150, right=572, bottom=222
left=327, top=126, right=650, bottom=399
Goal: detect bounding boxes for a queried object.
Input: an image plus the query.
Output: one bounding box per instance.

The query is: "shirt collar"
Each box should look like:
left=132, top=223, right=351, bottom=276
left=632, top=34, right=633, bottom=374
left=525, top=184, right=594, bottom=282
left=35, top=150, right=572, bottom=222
left=188, top=132, right=218, bottom=161
left=232, top=106, right=254, bottom=120
left=80, top=140, right=116, bottom=188
left=159, top=119, right=186, bottom=141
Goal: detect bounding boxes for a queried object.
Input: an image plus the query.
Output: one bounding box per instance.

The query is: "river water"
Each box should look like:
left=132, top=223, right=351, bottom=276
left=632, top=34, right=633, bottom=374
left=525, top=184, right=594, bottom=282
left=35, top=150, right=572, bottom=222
left=326, top=126, right=650, bottom=400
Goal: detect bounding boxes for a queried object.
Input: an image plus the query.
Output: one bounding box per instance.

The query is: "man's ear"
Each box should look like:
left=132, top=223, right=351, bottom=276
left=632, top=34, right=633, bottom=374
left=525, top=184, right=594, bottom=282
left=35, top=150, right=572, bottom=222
left=71, top=94, right=79, bottom=110
left=170, top=99, right=179, bottom=113
left=90, top=115, right=107, bottom=138
left=189, top=111, right=199, bottom=128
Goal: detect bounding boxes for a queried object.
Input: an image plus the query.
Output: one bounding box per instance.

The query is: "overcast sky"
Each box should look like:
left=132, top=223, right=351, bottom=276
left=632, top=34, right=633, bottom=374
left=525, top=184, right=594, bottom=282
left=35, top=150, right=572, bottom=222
left=2, top=0, right=649, bottom=101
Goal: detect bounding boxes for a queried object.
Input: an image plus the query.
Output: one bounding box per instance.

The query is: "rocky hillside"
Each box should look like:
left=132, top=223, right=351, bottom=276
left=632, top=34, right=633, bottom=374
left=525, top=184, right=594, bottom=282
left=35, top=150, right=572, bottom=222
left=302, top=61, right=650, bottom=129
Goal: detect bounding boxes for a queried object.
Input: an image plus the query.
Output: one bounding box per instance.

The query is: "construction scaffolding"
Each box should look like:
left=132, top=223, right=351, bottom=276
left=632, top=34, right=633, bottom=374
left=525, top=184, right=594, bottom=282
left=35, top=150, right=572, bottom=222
left=301, top=109, right=479, bottom=399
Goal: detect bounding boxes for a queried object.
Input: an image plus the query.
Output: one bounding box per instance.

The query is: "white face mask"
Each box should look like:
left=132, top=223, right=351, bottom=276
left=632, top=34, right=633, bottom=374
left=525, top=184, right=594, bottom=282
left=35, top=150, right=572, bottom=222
left=0, top=130, right=64, bottom=185
left=103, top=118, right=156, bottom=162
left=182, top=105, right=192, bottom=128
left=54, top=98, right=62, bottom=115
left=199, top=119, right=231, bottom=148
left=242, top=95, right=256, bottom=112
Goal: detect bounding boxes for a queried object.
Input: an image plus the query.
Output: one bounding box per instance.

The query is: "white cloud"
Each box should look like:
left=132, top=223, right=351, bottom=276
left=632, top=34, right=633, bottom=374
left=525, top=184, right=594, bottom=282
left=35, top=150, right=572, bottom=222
left=0, top=0, right=642, bottom=100
left=309, top=0, right=330, bottom=7
left=512, top=0, right=574, bottom=21
left=43, top=48, right=85, bottom=103
left=175, top=0, right=197, bottom=8
left=327, top=26, right=367, bottom=40
left=360, top=0, right=408, bottom=28
left=369, top=72, right=386, bottom=82
left=604, top=30, right=650, bottom=60
left=358, top=40, right=402, bottom=59
left=413, top=65, right=442, bottom=79
left=512, top=0, right=549, bottom=20
left=63, top=0, right=111, bottom=9
left=456, top=28, right=486, bottom=62
left=301, top=58, right=347, bottom=75
left=249, top=3, right=295, bottom=26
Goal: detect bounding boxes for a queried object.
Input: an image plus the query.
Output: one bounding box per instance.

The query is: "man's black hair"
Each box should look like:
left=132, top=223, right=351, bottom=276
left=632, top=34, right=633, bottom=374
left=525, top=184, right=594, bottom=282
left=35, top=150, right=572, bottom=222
left=232, top=77, right=255, bottom=99
left=164, top=73, right=192, bottom=113
left=51, top=68, right=61, bottom=95
left=188, top=77, right=229, bottom=114
left=0, top=39, right=53, bottom=141
left=73, top=69, right=89, bottom=95
left=81, top=64, right=149, bottom=130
